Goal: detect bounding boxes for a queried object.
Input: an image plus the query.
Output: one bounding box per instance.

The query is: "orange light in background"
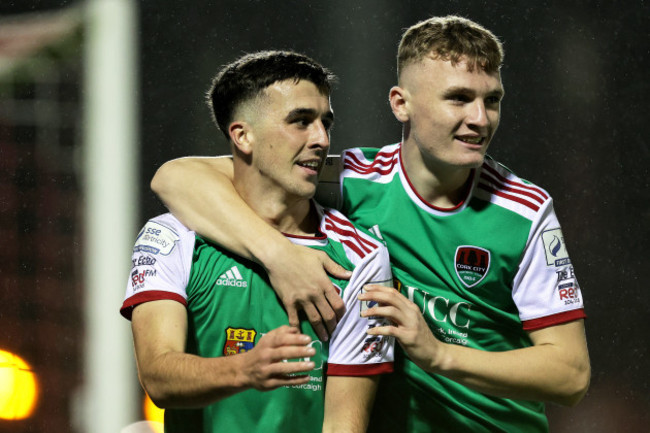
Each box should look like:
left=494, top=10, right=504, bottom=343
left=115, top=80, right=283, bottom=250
left=0, top=350, right=39, bottom=420
left=143, top=393, right=164, bottom=433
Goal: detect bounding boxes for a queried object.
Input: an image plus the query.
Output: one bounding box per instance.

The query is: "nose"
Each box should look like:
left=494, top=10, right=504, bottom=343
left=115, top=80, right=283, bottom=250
left=467, top=100, right=489, bottom=128
left=310, top=120, right=330, bottom=150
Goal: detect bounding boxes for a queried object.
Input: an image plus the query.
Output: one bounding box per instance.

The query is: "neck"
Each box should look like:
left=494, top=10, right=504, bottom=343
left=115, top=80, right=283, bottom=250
left=233, top=173, right=319, bottom=236
left=401, top=141, right=474, bottom=208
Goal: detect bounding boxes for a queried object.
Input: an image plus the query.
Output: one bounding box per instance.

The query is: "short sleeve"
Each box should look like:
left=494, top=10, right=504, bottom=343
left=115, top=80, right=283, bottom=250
left=326, top=215, right=395, bottom=376
left=120, top=213, right=196, bottom=320
left=512, top=200, right=586, bottom=330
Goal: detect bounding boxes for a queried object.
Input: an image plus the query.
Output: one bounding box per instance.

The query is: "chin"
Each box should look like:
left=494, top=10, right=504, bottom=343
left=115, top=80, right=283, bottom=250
left=455, top=155, right=485, bottom=169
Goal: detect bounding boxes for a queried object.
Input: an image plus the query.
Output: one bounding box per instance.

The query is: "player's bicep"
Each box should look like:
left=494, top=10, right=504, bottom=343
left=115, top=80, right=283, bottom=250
left=131, top=300, right=188, bottom=368
left=527, top=319, right=588, bottom=356
left=323, top=375, right=379, bottom=433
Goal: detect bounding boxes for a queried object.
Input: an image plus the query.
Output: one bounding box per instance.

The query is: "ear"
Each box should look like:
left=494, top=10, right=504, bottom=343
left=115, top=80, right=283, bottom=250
left=389, top=85, right=410, bottom=123
left=228, top=121, right=253, bottom=155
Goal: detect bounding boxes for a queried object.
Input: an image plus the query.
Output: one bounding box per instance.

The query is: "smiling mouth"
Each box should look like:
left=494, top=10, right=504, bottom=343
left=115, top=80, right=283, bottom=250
left=456, top=136, right=485, bottom=145
left=296, top=160, right=322, bottom=174
left=297, top=161, right=319, bottom=169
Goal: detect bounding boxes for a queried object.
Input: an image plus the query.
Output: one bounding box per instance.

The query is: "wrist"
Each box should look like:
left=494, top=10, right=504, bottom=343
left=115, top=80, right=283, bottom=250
left=428, top=339, right=454, bottom=374
left=252, top=233, right=293, bottom=272
left=228, top=353, right=251, bottom=390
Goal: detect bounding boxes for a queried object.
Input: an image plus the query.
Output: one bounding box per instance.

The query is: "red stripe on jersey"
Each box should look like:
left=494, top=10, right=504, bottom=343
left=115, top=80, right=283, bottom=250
left=120, top=290, right=187, bottom=320
left=324, top=221, right=369, bottom=257
left=343, top=148, right=399, bottom=175
left=480, top=171, right=547, bottom=205
left=522, top=309, right=586, bottom=331
left=481, top=163, right=549, bottom=201
left=327, top=361, right=394, bottom=376
left=477, top=183, right=541, bottom=212
left=325, top=212, right=378, bottom=251
left=344, top=154, right=396, bottom=176
left=324, top=213, right=379, bottom=258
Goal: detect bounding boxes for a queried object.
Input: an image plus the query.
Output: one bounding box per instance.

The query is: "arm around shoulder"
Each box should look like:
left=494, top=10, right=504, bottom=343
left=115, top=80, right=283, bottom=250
left=150, top=155, right=349, bottom=340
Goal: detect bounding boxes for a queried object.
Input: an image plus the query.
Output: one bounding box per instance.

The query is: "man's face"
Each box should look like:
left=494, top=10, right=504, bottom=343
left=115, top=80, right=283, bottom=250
left=248, top=79, right=333, bottom=201
left=395, top=56, right=504, bottom=171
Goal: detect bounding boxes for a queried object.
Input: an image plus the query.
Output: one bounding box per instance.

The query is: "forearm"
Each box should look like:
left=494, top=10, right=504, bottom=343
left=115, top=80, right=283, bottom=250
left=430, top=322, right=590, bottom=405
left=361, top=287, right=590, bottom=406
left=138, top=350, right=247, bottom=408
left=151, top=157, right=290, bottom=266
left=322, top=375, right=379, bottom=433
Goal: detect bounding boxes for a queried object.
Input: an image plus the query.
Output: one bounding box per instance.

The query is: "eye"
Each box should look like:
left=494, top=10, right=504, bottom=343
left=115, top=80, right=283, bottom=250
left=448, top=94, right=471, bottom=104
left=292, top=117, right=312, bottom=128
left=486, top=95, right=502, bottom=106
left=322, top=118, right=334, bottom=132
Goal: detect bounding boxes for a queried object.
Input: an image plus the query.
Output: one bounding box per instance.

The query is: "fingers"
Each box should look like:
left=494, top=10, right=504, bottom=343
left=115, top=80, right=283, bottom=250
left=312, top=287, right=345, bottom=338
left=323, top=284, right=346, bottom=322
left=285, top=306, right=300, bottom=329
left=263, top=325, right=310, bottom=345
left=322, top=255, right=352, bottom=280
left=248, top=326, right=319, bottom=391
left=259, top=372, right=312, bottom=390
left=301, top=303, right=329, bottom=341
left=358, top=285, right=415, bottom=326
left=358, top=284, right=403, bottom=310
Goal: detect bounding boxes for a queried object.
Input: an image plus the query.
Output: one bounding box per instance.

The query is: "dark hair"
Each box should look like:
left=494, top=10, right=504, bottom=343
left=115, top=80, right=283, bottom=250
left=398, top=15, right=504, bottom=76
left=207, top=50, right=336, bottom=139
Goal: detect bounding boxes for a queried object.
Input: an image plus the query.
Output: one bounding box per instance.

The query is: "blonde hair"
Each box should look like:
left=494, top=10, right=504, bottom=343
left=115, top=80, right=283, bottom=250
left=397, top=15, right=504, bottom=76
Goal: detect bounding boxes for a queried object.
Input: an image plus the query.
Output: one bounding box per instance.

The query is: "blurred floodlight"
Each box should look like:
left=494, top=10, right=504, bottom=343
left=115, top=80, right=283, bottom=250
left=143, top=393, right=164, bottom=432
left=0, top=350, right=39, bottom=420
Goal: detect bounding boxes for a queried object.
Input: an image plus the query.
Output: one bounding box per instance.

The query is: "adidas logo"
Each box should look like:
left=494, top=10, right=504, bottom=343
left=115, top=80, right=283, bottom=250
left=216, top=266, right=248, bottom=287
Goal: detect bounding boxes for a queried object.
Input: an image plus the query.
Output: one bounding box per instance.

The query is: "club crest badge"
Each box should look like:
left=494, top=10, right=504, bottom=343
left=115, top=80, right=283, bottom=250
left=223, top=327, right=257, bottom=356
left=455, top=246, right=491, bottom=288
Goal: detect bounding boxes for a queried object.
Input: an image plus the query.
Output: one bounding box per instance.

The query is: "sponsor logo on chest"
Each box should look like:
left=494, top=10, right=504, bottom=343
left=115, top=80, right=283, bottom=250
left=454, top=246, right=491, bottom=288
left=215, top=266, right=248, bottom=288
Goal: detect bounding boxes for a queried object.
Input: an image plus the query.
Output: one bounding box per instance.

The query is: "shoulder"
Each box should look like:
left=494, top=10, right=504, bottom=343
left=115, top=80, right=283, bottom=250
left=475, top=156, right=553, bottom=221
left=341, top=143, right=401, bottom=180
left=134, top=213, right=195, bottom=255
left=320, top=208, right=388, bottom=261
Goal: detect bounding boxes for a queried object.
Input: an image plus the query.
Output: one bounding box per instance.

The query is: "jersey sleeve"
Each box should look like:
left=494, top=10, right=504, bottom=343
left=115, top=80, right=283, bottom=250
left=120, top=213, right=196, bottom=320
left=324, top=209, right=395, bottom=376
left=512, top=199, right=586, bottom=330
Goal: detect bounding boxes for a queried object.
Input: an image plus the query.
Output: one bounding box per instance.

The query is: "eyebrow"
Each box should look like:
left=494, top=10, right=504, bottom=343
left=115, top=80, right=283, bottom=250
left=285, top=108, right=335, bottom=123
left=443, top=86, right=505, bottom=99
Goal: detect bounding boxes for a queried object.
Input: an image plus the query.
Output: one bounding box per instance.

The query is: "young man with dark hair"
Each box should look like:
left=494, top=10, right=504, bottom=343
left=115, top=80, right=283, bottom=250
left=121, top=50, right=393, bottom=433
left=150, top=16, right=590, bottom=432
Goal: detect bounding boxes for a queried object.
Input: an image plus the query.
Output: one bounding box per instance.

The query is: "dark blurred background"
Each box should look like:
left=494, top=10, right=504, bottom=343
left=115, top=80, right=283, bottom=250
left=1, top=0, right=648, bottom=431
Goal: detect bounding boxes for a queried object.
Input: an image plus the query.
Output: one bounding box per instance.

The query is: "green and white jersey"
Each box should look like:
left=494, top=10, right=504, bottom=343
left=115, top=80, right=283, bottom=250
left=121, top=204, right=394, bottom=433
left=339, top=143, right=586, bottom=433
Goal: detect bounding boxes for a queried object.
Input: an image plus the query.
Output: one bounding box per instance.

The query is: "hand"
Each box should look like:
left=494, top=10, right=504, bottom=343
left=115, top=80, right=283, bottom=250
left=238, top=326, right=317, bottom=391
left=265, top=244, right=350, bottom=341
left=359, top=284, right=443, bottom=372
